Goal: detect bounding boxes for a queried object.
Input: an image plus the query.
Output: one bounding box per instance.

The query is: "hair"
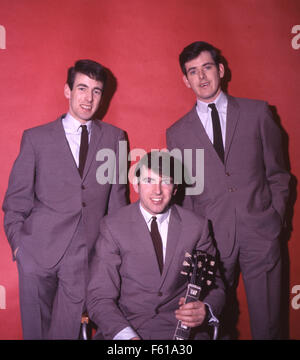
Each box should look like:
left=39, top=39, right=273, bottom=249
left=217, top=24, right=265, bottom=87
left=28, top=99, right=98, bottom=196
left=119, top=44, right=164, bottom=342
left=135, top=151, right=182, bottom=185
left=66, top=59, right=107, bottom=90
left=179, top=41, right=222, bottom=75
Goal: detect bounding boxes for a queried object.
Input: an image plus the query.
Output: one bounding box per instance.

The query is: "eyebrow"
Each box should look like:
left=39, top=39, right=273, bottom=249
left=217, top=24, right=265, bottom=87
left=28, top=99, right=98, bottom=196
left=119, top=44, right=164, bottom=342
left=76, top=83, right=103, bottom=92
left=187, top=62, right=215, bottom=73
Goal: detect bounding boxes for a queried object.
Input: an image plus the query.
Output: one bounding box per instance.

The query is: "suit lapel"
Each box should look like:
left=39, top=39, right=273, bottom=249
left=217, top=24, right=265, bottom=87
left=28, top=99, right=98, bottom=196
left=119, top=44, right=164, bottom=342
left=224, top=95, right=240, bottom=162
left=82, top=120, right=104, bottom=180
left=159, top=205, right=182, bottom=286
left=50, top=116, right=81, bottom=179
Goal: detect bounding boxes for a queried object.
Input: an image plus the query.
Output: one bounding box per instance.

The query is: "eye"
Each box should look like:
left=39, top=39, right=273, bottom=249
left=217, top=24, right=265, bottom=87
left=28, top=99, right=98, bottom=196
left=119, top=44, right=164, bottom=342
left=188, top=69, right=197, bottom=76
left=94, top=89, right=102, bottom=96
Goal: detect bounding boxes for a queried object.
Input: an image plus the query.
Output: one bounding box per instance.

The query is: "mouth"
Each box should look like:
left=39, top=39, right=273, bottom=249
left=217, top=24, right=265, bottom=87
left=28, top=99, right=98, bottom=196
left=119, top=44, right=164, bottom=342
left=199, top=82, right=209, bottom=88
left=80, top=104, right=92, bottom=111
left=150, top=197, right=163, bottom=204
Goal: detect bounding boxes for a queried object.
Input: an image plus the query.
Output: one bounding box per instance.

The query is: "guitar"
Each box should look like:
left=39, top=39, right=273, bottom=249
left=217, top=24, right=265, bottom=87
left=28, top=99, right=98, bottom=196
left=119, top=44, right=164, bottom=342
left=173, top=250, right=218, bottom=340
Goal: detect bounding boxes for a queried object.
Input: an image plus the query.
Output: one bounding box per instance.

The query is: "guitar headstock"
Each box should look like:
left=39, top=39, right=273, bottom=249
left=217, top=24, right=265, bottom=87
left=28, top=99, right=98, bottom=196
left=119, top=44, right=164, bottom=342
left=180, top=250, right=217, bottom=290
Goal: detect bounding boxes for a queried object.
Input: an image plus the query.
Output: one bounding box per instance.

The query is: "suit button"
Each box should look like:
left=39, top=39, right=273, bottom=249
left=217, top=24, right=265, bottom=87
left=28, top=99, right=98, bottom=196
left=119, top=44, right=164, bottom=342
left=229, top=187, right=236, bottom=192
left=81, top=185, right=85, bottom=190
left=82, top=202, right=86, bottom=207
left=158, top=291, right=163, bottom=297
left=225, top=172, right=230, bottom=176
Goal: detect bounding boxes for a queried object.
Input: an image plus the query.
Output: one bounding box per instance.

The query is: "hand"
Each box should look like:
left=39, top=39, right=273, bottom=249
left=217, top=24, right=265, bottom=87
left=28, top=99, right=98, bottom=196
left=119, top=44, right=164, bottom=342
left=14, top=247, right=19, bottom=258
left=174, top=297, right=206, bottom=328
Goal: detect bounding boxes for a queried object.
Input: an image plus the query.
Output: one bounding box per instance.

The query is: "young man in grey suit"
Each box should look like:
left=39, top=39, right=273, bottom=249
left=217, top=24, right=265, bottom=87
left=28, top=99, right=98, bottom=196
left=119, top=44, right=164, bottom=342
left=2, top=60, right=127, bottom=339
left=87, top=151, right=225, bottom=340
left=166, top=42, right=290, bottom=339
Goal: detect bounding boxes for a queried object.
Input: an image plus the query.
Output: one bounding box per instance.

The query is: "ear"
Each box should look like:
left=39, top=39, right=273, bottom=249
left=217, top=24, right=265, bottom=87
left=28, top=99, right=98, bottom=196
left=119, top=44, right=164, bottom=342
left=172, top=185, right=178, bottom=196
left=182, top=75, right=191, bottom=89
left=218, top=63, right=225, bottom=79
left=132, top=179, right=140, bottom=194
left=64, top=83, right=71, bottom=99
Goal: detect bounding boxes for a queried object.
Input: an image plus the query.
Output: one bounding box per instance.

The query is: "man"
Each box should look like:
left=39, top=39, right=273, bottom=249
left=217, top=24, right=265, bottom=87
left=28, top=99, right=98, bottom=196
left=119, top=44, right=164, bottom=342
left=2, top=59, right=127, bottom=339
left=166, top=41, right=290, bottom=339
left=87, top=151, right=225, bottom=340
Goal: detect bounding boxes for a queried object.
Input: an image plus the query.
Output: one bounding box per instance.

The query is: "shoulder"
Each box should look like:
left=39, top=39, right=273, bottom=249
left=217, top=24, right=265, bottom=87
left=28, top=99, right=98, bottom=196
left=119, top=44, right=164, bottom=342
left=228, top=95, right=268, bottom=111
left=93, top=119, right=125, bottom=138
left=167, top=106, right=197, bottom=134
left=172, top=204, right=206, bottom=228
left=100, top=202, right=137, bottom=228
left=23, top=115, right=63, bottom=135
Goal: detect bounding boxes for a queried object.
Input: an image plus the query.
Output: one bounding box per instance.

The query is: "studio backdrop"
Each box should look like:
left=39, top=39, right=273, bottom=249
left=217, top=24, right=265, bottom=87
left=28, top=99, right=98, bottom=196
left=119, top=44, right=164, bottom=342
left=0, top=0, right=299, bottom=339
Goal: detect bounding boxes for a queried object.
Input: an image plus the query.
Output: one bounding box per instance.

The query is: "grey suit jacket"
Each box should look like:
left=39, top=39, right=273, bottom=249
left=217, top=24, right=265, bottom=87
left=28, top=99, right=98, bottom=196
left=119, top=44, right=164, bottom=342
left=2, top=116, right=127, bottom=267
left=87, top=202, right=225, bottom=340
left=166, top=95, right=290, bottom=257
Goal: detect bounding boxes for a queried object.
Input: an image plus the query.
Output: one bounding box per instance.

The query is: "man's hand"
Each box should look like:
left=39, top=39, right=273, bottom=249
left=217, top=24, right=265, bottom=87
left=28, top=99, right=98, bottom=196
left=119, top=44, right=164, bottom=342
left=174, top=297, right=206, bottom=327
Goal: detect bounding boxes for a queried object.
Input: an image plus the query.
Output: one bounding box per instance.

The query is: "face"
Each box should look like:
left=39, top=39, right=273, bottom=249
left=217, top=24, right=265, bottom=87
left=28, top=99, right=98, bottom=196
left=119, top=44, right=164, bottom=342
left=64, top=72, right=103, bottom=124
left=133, top=166, right=177, bottom=215
left=183, top=51, right=224, bottom=103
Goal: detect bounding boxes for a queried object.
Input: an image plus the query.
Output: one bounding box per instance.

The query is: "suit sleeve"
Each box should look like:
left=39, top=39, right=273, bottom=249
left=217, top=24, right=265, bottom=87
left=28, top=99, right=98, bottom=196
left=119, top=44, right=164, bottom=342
left=107, top=129, right=128, bottom=214
left=87, top=219, right=134, bottom=339
left=259, top=102, right=290, bottom=221
left=196, top=218, right=225, bottom=318
left=2, top=130, right=36, bottom=258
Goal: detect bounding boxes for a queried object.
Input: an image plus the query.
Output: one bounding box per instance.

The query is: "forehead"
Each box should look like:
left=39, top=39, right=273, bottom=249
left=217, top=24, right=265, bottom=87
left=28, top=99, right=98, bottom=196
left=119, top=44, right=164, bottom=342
left=185, top=51, right=215, bottom=70
left=139, top=165, right=171, bottom=180
left=73, top=72, right=103, bottom=88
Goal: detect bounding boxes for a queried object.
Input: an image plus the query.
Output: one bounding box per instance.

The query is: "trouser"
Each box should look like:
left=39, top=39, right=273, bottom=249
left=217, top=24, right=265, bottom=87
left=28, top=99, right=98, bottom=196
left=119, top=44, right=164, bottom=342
left=16, top=221, right=88, bottom=340
left=220, top=216, right=282, bottom=340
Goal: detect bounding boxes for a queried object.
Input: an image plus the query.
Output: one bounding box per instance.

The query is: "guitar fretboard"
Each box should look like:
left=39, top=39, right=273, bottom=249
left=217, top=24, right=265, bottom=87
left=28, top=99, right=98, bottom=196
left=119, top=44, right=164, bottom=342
left=173, top=283, right=202, bottom=340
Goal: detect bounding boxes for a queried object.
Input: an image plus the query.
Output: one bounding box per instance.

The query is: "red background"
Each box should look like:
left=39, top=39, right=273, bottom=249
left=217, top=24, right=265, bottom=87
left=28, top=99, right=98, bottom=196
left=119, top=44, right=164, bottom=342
left=0, top=0, right=299, bottom=339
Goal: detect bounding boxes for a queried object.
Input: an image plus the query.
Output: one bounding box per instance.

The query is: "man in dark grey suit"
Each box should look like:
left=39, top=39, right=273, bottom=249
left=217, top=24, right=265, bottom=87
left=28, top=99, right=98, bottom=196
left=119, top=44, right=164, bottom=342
left=2, top=60, right=127, bottom=339
left=166, top=42, right=290, bottom=339
left=87, top=151, right=225, bottom=340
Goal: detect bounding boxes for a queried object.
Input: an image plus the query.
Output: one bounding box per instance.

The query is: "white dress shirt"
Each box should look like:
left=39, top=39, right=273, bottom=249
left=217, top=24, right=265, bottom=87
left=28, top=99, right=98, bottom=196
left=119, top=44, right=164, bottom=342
left=62, top=113, right=92, bottom=167
left=196, top=91, right=228, bottom=148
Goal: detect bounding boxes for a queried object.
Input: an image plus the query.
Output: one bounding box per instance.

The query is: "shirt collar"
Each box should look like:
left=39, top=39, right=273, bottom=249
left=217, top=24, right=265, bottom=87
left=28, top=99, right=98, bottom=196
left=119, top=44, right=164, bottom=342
left=63, top=113, right=92, bottom=134
left=196, top=91, right=227, bottom=113
left=139, top=202, right=171, bottom=226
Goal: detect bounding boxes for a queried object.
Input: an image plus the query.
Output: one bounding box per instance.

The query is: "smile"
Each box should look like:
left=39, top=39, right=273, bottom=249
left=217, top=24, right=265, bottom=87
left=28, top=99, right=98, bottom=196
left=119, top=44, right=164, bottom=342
left=81, top=105, right=92, bottom=110
left=199, top=82, right=209, bottom=88
left=151, top=197, right=163, bottom=203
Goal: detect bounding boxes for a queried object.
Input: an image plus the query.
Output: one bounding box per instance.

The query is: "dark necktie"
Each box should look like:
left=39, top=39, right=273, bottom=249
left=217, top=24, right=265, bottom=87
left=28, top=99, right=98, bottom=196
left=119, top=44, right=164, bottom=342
left=78, top=125, right=89, bottom=177
left=208, top=103, right=224, bottom=163
left=150, top=216, right=164, bottom=274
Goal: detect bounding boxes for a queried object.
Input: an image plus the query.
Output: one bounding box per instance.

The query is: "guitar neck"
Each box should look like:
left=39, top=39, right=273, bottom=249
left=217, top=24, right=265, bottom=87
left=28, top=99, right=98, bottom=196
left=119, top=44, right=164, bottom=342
left=173, top=283, right=202, bottom=340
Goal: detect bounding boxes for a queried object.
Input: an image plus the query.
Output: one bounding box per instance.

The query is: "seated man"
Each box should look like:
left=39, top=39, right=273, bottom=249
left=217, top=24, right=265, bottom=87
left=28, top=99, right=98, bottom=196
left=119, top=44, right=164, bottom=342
left=87, top=151, right=225, bottom=340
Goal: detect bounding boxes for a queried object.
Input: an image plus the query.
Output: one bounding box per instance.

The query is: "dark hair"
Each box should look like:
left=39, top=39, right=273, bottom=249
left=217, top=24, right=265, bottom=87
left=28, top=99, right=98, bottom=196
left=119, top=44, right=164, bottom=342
left=135, top=151, right=182, bottom=185
left=179, top=41, right=222, bottom=75
left=66, top=59, right=107, bottom=90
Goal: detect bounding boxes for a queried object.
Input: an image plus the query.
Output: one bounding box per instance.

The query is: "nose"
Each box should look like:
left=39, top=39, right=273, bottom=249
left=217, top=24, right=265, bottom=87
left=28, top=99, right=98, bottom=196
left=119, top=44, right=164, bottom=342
left=153, top=182, right=162, bottom=194
left=85, top=90, right=93, bottom=103
left=198, top=69, right=205, bottom=79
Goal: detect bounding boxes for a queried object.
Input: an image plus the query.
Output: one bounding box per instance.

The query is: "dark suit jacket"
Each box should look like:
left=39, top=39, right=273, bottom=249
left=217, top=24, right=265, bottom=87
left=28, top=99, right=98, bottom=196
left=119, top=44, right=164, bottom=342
left=166, top=96, right=290, bottom=258
left=2, top=116, right=127, bottom=267
left=87, top=202, right=225, bottom=340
